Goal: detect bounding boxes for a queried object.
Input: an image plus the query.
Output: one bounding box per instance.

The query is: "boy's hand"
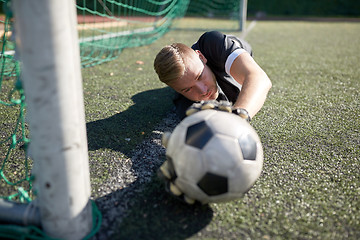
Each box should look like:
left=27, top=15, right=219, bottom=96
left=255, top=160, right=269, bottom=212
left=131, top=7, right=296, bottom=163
left=186, top=100, right=251, bottom=122
left=157, top=159, right=198, bottom=205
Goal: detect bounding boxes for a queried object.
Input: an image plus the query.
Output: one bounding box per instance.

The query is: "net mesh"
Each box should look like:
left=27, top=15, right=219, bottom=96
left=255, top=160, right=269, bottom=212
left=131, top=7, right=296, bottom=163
left=0, top=0, right=189, bottom=203
left=0, top=0, right=189, bottom=238
left=0, top=1, right=31, bottom=203
left=77, top=0, right=189, bottom=67
left=173, top=0, right=243, bottom=31
left=187, top=0, right=240, bottom=19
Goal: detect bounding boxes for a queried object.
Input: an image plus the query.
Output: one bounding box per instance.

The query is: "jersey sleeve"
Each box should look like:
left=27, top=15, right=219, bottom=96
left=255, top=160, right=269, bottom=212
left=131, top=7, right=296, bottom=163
left=191, top=31, right=250, bottom=75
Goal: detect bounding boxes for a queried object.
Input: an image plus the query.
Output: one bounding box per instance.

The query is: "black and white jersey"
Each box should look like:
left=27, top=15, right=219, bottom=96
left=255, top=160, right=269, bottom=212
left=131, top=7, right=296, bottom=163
left=173, top=31, right=253, bottom=120
left=192, top=31, right=252, bottom=104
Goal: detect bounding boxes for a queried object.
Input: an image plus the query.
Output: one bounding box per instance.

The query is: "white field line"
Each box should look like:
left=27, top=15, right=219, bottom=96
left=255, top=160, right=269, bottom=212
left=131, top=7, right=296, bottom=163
left=2, top=21, right=251, bottom=55
left=79, top=26, right=155, bottom=43
left=77, top=21, right=127, bottom=30
left=240, top=20, right=257, bottom=39
left=1, top=26, right=155, bottom=55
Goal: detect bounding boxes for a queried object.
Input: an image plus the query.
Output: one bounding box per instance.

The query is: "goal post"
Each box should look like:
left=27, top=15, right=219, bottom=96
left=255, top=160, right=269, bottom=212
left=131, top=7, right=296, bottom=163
left=12, top=0, right=92, bottom=239
left=239, top=0, right=248, bottom=31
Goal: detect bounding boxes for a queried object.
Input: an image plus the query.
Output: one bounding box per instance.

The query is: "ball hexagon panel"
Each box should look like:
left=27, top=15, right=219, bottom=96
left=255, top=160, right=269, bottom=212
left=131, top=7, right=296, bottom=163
left=202, top=134, right=242, bottom=178
left=185, top=120, right=214, bottom=149
left=172, top=145, right=207, bottom=183
left=166, top=124, right=187, bottom=158
left=229, top=143, right=264, bottom=193
left=238, top=134, right=257, bottom=160
left=205, top=110, right=250, bottom=139
left=229, top=161, right=262, bottom=193
left=197, top=172, right=228, bottom=196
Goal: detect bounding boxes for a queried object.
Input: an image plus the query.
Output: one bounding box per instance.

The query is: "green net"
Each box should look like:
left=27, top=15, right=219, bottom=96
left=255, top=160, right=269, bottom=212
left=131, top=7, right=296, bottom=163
left=0, top=0, right=189, bottom=202
left=173, top=0, right=245, bottom=31
left=0, top=0, right=31, bottom=203
left=0, top=0, right=189, bottom=238
left=187, top=0, right=240, bottom=18
left=77, top=0, right=189, bottom=67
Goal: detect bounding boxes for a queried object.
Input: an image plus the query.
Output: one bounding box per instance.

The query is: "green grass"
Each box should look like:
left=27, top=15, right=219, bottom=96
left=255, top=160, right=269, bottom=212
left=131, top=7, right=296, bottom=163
left=106, top=20, right=359, bottom=239
left=1, top=18, right=359, bottom=239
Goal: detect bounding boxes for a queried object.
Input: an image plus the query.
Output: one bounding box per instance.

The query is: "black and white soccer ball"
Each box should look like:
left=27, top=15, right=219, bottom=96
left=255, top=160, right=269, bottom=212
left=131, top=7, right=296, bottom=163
left=161, top=109, right=263, bottom=204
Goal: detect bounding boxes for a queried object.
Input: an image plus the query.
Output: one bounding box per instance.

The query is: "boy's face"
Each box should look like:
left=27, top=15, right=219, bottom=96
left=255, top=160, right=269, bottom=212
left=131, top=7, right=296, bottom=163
left=168, top=50, right=218, bottom=102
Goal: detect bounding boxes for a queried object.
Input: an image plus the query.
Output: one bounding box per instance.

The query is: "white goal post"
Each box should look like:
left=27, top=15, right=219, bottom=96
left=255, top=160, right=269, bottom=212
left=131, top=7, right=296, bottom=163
left=239, top=0, right=248, bottom=31
left=12, top=0, right=93, bottom=239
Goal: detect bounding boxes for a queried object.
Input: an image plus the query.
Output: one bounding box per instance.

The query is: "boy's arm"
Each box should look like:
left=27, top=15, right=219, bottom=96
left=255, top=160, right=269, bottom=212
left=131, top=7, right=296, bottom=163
left=229, top=52, right=272, bottom=118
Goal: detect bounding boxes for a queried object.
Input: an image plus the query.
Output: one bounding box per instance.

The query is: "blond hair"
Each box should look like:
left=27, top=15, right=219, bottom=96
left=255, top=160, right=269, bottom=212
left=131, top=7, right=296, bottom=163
left=153, top=43, right=194, bottom=84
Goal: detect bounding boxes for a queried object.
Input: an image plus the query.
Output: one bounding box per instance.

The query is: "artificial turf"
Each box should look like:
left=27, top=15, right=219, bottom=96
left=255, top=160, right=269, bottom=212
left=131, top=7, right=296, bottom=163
left=104, top=19, right=359, bottom=239
left=0, top=18, right=359, bottom=239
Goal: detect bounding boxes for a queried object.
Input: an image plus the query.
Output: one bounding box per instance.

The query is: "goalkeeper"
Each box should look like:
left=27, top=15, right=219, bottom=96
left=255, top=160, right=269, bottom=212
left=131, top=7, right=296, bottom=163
left=153, top=31, right=272, bottom=121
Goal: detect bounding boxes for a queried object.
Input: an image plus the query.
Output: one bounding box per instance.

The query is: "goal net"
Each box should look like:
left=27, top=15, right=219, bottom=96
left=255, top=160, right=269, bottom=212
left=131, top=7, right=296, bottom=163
left=0, top=0, right=189, bottom=239
left=174, top=0, right=247, bottom=31
left=0, top=0, right=190, bottom=203
left=77, top=0, right=189, bottom=67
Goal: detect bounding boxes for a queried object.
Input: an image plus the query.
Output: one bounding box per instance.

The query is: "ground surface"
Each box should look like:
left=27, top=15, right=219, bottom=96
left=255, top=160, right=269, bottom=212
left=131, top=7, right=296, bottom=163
left=84, top=19, right=360, bottom=240
left=1, top=18, right=359, bottom=239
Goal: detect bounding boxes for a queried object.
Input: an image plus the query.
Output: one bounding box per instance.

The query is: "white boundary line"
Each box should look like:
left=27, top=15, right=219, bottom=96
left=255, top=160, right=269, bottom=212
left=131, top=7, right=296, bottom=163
left=240, top=20, right=257, bottom=39
left=79, top=26, right=154, bottom=43
left=3, top=21, right=257, bottom=55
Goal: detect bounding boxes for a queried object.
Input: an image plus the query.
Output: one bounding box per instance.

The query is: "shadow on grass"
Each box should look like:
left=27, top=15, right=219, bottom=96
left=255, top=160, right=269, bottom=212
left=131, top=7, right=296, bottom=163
left=98, top=176, right=213, bottom=240
left=87, top=87, right=213, bottom=239
left=86, top=86, right=175, bottom=154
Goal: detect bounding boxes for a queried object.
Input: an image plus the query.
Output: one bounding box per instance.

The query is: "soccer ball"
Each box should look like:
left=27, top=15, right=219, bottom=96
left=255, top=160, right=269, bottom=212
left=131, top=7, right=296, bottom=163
left=161, top=109, right=263, bottom=204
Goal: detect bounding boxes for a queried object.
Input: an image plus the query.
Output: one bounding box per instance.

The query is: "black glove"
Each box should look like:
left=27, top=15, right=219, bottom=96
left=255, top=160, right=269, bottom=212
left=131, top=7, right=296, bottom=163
left=186, top=100, right=251, bottom=122
left=157, top=153, right=198, bottom=205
